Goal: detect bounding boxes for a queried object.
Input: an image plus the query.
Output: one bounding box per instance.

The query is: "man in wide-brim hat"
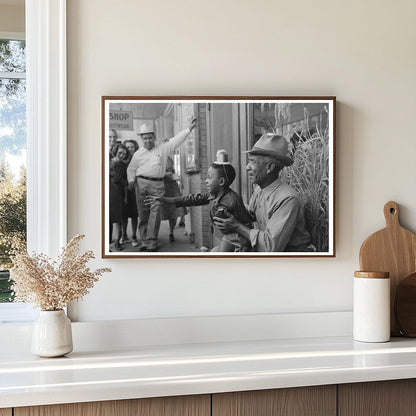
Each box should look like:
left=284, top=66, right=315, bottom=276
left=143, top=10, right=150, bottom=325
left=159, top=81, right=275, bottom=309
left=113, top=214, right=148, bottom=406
left=214, top=133, right=314, bottom=252
left=127, top=118, right=197, bottom=252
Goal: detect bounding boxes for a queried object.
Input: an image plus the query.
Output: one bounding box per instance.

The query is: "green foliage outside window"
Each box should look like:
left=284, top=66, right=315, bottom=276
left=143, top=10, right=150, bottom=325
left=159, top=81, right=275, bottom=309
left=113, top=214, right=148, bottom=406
left=0, top=270, right=12, bottom=302
left=0, top=38, right=26, bottom=302
left=0, top=164, right=26, bottom=302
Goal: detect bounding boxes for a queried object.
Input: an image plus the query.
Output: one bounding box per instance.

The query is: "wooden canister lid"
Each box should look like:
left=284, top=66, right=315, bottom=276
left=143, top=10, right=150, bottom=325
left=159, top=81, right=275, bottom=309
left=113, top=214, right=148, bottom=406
left=354, top=271, right=389, bottom=278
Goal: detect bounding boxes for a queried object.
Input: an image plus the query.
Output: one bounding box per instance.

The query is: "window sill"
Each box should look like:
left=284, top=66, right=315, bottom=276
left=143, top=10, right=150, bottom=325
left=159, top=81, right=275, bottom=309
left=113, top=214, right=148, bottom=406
left=0, top=303, right=36, bottom=324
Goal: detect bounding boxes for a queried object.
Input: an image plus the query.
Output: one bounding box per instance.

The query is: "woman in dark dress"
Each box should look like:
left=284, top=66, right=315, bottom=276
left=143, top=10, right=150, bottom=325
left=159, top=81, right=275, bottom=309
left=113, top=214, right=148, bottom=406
left=121, top=139, right=139, bottom=247
left=110, top=144, right=128, bottom=251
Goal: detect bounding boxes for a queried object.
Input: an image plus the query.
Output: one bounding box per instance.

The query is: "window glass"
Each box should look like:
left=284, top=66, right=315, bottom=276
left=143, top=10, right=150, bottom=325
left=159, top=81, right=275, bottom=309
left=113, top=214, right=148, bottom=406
left=0, top=39, right=27, bottom=303
left=0, top=39, right=26, bottom=72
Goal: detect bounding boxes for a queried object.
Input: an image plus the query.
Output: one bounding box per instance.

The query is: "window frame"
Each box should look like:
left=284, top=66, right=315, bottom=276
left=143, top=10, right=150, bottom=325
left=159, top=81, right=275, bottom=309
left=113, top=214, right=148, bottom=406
left=0, top=0, right=67, bottom=323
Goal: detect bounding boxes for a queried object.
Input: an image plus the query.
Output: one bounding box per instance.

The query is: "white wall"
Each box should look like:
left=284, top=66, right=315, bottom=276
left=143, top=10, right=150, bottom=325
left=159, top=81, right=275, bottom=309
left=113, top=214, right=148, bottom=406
left=67, top=0, right=416, bottom=322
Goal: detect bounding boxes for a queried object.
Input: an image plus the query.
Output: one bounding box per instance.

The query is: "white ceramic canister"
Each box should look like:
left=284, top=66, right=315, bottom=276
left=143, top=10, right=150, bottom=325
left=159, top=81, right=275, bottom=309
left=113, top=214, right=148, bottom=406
left=353, top=271, right=390, bottom=342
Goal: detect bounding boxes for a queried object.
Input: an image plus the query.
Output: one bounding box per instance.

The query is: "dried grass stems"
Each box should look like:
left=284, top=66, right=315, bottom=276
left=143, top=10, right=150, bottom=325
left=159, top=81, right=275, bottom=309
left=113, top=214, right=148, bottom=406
left=9, top=234, right=111, bottom=311
left=281, top=108, right=330, bottom=252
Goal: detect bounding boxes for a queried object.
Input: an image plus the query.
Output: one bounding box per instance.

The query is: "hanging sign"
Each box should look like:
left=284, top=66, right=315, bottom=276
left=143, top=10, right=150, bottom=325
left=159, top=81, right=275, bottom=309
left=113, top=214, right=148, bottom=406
left=109, top=110, right=133, bottom=130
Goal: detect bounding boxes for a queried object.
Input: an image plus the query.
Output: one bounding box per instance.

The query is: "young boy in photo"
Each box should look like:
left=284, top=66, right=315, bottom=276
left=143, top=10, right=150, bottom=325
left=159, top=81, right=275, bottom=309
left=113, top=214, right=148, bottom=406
left=146, top=150, right=252, bottom=252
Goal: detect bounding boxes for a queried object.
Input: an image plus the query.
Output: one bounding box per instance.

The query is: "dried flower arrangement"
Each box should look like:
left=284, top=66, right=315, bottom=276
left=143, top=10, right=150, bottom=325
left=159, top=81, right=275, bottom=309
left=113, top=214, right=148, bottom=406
left=10, top=234, right=111, bottom=311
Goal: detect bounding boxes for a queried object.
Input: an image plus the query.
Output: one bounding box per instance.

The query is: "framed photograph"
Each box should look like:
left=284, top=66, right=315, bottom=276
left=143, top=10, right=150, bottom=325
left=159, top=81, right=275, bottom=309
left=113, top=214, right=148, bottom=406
left=102, top=96, right=336, bottom=258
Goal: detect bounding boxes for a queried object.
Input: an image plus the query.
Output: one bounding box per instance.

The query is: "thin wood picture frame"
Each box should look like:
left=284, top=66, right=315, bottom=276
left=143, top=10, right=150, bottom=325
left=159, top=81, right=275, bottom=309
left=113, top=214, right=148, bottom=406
left=102, top=96, right=336, bottom=258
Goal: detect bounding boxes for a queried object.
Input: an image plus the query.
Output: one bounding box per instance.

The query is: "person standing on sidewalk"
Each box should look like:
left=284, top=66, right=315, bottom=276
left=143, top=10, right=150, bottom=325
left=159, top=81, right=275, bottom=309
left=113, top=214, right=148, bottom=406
left=121, top=139, right=140, bottom=247
left=127, top=118, right=197, bottom=251
left=160, top=154, right=187, bottom=243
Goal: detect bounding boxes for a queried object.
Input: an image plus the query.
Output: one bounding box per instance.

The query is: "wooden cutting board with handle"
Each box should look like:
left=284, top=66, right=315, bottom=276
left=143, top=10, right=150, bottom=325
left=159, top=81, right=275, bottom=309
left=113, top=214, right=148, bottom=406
left=359, top=201, right=416, bottom=336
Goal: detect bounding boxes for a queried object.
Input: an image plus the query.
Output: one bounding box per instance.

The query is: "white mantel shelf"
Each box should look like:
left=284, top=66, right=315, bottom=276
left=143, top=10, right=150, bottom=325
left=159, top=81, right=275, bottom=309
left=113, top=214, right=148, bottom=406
left=2, top=335, right=416, bottom=409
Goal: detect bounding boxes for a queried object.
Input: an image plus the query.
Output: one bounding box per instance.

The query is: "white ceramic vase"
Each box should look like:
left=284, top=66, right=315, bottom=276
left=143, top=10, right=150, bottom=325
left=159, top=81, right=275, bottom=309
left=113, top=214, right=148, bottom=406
left=31, top=310, right=73, bottom=357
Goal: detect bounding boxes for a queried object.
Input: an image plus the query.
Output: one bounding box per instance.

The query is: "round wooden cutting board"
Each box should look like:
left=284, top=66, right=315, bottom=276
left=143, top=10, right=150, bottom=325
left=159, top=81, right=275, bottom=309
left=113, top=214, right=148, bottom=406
left=359, top=201, right=416, bottom=336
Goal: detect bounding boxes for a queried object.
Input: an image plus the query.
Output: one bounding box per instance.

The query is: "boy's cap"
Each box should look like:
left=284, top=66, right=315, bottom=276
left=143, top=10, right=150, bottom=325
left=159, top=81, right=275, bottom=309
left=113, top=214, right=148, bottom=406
left=244, top=133, right=293, bottom=166
left=215, top=149, right=232, bottom=165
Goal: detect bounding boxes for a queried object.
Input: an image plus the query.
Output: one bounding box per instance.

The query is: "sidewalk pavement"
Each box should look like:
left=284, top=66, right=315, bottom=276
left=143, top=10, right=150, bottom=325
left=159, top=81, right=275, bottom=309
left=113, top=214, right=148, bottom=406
left=113, top=217, right=201, bottom=253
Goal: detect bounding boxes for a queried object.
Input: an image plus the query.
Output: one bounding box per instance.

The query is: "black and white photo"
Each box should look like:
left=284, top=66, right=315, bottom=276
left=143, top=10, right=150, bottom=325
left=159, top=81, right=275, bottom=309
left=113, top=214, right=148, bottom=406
left=102, top=97, right=335, bottom=257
